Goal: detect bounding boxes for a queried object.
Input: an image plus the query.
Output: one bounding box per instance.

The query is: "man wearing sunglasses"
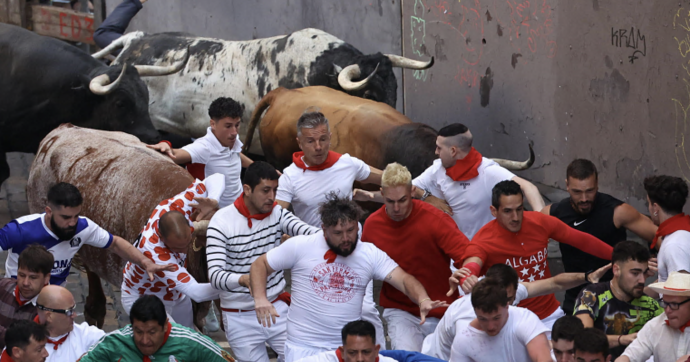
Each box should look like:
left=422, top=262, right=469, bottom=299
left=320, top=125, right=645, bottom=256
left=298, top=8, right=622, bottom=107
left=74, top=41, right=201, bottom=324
left=616, top=271, right=690, bottom=362
left=34, top=285, right=104, bottom=362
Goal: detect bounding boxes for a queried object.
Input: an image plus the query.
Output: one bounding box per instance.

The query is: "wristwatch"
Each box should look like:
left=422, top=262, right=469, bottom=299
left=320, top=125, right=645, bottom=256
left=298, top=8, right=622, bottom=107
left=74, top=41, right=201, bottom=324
left=584, top=269, right=594, bottom=284
left=420, top=189, right=431, bottom=201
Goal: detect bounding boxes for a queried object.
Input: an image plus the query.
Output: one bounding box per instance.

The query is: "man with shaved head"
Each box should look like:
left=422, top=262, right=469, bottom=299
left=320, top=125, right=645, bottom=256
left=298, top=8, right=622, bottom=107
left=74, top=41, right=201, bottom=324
left=120, top=173, right=225, bottom=328
left=34, top=285, right=104, bottom=362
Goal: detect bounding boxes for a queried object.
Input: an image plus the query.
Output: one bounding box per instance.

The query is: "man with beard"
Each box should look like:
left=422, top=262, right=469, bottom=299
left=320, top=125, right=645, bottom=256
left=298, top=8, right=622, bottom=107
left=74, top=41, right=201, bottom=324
left=0, top=182, right=172, bottom=286
left=206, top=162, right=319, bottom=362
left=542, top=159, right=657, bottom=315
left=250, top=194, right=446, bottom=362
left=574, top=241, right=661, bottom=359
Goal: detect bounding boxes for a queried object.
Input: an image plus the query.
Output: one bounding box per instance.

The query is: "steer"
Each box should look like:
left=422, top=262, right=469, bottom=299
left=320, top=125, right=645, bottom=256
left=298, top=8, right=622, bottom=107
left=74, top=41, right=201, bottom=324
left=0, top=23, right=187, bottom=188
left=92, top=28, right=434, bottom=153
left=243, top=86, right=534, bottom=178
left=26, top=124, right=212, bottom=329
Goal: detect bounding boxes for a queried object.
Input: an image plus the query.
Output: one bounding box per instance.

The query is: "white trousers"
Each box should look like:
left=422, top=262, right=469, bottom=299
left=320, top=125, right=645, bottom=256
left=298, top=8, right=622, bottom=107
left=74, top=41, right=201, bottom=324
left=382, top=308, right=439, bottom=352
left=222, top=300, right=289, bottom=362
left=284, top=340, right=332, bottom=362
left=362, top=280, right=387, bottom=350
left=121, top=292, right=194, bottom=329
left=540, top=307, right=565, bottom=340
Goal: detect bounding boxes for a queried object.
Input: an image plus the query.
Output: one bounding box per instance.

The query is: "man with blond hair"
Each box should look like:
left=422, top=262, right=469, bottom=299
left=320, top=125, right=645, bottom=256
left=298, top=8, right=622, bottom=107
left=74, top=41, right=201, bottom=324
left=362, top=163, right=470, bottom=351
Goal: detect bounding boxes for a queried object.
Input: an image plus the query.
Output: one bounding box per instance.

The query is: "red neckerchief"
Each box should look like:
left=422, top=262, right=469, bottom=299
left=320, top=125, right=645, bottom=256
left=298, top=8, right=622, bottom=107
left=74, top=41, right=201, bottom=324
left=143, top=322, right=172, bottom=362
left=234, top=194, right=276, bottom=228
left=445, top=147, right=483, bottom=181
left=652, top=213, right=690, bottom=249
left=14, top=286, right=28, bottom=307
left=46, top=333, right=70, bottom=350
left=0, top=350, right=15, bottom=362
left=292, top=151, right=342, bottom=172
left=33, top=315, right=40, bottom=323
left=336, top=349, right=379, bottom=362
left=324, top=250, right=337, bottom=264
left=666, top=318, right=690, bottom=332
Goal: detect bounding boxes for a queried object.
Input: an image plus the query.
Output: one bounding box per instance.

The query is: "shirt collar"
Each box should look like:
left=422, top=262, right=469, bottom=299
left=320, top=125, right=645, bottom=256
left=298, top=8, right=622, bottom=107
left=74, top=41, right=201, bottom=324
left=205, top=127, right=243, bottom=154
left=13, top=285, right=38, bottom=306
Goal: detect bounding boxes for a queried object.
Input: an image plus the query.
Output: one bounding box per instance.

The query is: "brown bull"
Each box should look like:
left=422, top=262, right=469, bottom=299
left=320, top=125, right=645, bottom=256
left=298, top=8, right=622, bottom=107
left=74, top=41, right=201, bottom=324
left=243, top=86, right=533, bottom=178
left=26, top=124, right=212, bottom=329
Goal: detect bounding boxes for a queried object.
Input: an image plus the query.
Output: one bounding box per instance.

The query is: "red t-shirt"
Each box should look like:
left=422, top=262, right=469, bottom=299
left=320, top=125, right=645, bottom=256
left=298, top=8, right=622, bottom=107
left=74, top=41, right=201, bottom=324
left=362, top=200, right=470, bottom=318
left=464, top=211, right=613, bottom=319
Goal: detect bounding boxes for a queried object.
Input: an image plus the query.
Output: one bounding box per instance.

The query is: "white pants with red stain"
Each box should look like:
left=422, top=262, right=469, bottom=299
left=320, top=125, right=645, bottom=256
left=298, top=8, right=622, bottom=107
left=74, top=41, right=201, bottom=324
left=121, top=291, right=194, bottom=329
left=382, top=308, right=440, bottom=352
left=222, top=300, right=289, bottom=362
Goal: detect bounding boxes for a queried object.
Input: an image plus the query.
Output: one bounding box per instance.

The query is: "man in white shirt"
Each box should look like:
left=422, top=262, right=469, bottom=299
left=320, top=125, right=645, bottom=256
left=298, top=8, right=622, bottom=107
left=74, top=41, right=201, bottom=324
left=412, top=123, right=544, bottom=239
left=250, top=195, right=446, bottom=362
left=423, top=263, right=609, bottom=360
left=206, top=161, right=319, bottom=362
left=616, top=272, right=690, bottom=362
left=147, top=97, right=254, bottom=208
left=274, top=111, right=386, bottom=346
left=120, top=174, right=225, bottom=328
left=35, top=285, right=105, bottom=362
left=0, top=182, right=171, bottom=286
left=449, top=278, right=551, bottom=362
left=295, top=320, right=396, bottom=362
left=643, top=175, right=690, bottom=284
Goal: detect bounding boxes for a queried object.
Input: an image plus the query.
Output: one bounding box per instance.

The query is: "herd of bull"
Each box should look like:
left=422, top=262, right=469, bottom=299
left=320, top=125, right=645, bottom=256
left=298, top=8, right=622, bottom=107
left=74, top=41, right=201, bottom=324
left=0, top=22, right=533, bottom=326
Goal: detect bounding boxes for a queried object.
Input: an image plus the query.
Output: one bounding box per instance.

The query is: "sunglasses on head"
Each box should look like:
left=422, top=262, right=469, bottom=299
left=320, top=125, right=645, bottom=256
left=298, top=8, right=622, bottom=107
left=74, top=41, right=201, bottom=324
left=37, top=304, right=79, bottom=317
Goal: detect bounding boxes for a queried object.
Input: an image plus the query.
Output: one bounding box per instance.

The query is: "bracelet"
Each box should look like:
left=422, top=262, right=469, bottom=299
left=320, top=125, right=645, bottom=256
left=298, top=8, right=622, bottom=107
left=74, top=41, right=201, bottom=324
left=159, top=140, right=172, bottom=148
left=584, top=269, right=594, bottom=284
left=419, top=298, right=431, bottom=305
left=618, top=335, right=623, bottom=346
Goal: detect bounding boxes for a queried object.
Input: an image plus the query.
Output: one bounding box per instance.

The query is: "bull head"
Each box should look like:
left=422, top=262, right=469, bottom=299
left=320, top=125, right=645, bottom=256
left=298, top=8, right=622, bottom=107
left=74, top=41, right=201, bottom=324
left=336, top=55, right=434, bottom=91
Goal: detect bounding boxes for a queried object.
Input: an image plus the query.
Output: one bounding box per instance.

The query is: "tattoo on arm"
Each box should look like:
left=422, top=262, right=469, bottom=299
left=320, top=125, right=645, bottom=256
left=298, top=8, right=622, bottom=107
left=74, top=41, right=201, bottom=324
left=385, top=272, right=393, bottom=281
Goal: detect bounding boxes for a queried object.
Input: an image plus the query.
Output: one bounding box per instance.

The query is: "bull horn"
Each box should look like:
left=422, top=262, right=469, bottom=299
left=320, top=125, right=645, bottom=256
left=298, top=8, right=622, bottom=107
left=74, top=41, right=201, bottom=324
left=89, top=64, right=127, bottom=95
left=192, top=220, right=209, bottom=237
left=134, top=47, right=189, bottom=77
left=490, top=144, right=535, bottom=171
left=337, top=62, right=380, bottom=91
left=385, top=54, right=434, bottom=69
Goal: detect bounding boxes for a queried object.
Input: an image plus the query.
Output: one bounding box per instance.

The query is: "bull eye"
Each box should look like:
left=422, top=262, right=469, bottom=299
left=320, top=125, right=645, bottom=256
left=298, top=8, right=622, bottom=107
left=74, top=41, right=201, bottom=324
left=116, top=100, right=125, bottom=108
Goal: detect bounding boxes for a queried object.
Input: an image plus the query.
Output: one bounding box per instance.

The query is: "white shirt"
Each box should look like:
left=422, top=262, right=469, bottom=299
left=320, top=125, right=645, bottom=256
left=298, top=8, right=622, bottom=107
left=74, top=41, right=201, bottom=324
left=0, top=214, right=113, bottom=286
left=450, top=306, right=547, bottom=362
left=423, top=283, right=528, bottom=360
left=46, top=321, right=105, bottom=362
left=182, top=127, right=243, bottom=208
left=413, top=158, right=515, bottom=239
left=295, top=350, right=397, bottom=362
left=276, top=154, right=371, bottom=226
left=266, top=232, right=398, bottom=349
left=622, top=313, right=690, bottom=362
left=206, top=204, right=318, bottom=309
left=658, top=230, right=690, bottom=282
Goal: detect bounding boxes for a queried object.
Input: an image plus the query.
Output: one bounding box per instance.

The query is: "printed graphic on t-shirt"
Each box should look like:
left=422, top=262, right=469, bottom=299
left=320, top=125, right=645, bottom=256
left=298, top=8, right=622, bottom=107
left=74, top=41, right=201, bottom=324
left=309, top=262, right=362, bottom=303
left=505, top=247, right=549, bottom=283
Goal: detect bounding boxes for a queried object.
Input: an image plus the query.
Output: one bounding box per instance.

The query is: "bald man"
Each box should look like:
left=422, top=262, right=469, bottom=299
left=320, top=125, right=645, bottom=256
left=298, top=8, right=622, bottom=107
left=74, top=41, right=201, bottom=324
left=35, top=285, right=105, bottom=362
left=121, top=210, right=221, bottom=328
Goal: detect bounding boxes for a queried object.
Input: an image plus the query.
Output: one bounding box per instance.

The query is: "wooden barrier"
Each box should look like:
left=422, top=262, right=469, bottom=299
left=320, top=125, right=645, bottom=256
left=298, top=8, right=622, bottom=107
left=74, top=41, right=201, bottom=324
left=31, top=4, right=94, bottom=44
left=0, top=0, right=25, bottom=26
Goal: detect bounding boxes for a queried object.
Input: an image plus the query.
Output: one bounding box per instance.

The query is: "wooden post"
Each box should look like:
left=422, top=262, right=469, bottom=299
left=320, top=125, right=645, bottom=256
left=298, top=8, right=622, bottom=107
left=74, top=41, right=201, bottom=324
left=0, top=0, right=26, bottom=26
left=31, top=4, right=95, bottom=44
left=93, top=0, right=102, bottom=29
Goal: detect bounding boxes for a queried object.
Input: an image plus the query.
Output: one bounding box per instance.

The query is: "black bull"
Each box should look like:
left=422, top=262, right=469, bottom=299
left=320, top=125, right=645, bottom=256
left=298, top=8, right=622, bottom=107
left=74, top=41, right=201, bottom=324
left=26, top=125, right=213, bottom=329
left=0, top=23, right=187, bottom=189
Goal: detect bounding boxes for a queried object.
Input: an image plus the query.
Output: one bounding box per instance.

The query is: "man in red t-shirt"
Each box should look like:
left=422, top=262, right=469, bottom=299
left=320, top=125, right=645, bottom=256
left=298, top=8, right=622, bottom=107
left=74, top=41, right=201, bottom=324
left=462, top=180, right=613, bottom=335
left=362, top=163, right=470, bottom=352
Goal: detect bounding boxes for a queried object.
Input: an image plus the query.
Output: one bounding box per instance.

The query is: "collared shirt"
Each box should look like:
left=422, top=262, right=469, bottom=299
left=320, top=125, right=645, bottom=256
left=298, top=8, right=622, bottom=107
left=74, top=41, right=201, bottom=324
left=45, top=322, right=104, bottom=362
left=182, top=127, right=243, bottom=208
left=0, top=278, right=39, bottom=350
left=622, top=313, right=690, bottom=362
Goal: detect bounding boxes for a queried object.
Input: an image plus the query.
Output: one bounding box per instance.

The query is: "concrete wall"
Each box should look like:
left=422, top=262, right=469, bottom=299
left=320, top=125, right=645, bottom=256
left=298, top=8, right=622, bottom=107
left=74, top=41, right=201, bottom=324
left=402, top=0, right=689, bottom=210
left=105, top=0, right=405, bottom=110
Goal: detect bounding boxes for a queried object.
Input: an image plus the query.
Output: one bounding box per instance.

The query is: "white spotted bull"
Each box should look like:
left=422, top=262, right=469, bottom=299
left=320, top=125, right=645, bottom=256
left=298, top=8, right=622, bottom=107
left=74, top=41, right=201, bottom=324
left=92, top=28, right=434, bottom=153
left=26, top=124, right=213, bottom=329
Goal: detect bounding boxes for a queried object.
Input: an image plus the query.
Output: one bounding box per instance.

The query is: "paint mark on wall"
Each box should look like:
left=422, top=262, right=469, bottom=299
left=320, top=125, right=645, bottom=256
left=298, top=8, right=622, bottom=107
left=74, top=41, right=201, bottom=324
left=511, top=53, right=522, bottom=68
left=479, top=67, right=494, bottom=107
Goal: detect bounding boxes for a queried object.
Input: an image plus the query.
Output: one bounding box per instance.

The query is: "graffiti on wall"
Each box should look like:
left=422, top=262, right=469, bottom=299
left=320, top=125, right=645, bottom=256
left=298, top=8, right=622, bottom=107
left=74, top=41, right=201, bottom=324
left=672, top=8, right=690, bottom=182
left=611, top=27, right=646, bottom=64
